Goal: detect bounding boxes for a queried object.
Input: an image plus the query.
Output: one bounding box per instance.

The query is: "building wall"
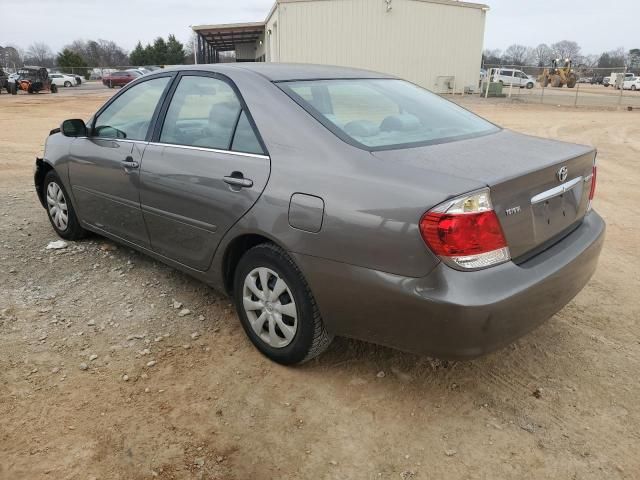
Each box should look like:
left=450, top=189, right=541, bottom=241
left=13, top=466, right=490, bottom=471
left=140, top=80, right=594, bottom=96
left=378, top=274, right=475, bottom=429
left=273, top=0, right=486, bottom=91
left=236, top=43, right=258, bottom=60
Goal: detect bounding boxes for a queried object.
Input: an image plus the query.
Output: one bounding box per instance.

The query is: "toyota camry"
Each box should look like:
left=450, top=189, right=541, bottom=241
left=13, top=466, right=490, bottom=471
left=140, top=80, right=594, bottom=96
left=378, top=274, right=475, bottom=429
left=34, top=64, right=605, bottom=364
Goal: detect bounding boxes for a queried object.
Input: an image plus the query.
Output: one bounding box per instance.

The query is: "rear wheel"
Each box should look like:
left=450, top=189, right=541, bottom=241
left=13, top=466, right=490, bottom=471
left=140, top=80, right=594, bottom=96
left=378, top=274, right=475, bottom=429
left=233, top=243, right=333, bottom=365
left=50, top=84, right=58, bottom=93
left=43, top=170, right=86, bottom=240
left=64, top=81, right=72, bottom=87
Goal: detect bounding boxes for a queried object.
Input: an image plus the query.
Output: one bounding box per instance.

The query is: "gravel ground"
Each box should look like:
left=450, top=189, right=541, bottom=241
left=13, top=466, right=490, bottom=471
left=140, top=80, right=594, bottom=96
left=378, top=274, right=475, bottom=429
left=1, top=92, right=639, bottom=480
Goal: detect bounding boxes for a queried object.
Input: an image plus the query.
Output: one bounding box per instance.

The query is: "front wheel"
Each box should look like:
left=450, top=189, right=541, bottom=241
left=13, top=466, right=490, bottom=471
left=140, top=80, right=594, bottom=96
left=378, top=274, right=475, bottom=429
left=526, top=82, right=534, bottom=89
left=43, top=170, right=86, bottom=240
left=64, top=81, right=72, bottom=87
left=233, top=243, right=333, bottom=365
left=50, top=84, right=58, bottom=93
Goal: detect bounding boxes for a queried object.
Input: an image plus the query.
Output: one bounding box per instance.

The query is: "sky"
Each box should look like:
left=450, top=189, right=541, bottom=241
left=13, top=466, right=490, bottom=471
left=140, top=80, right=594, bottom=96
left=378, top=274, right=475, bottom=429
left=1, top=0, right=636, bottom=55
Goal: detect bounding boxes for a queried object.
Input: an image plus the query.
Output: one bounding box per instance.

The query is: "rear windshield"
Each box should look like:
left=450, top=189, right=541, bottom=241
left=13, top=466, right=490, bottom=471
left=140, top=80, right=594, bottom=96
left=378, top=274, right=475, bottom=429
left=278, top=79, right=499, bottom=150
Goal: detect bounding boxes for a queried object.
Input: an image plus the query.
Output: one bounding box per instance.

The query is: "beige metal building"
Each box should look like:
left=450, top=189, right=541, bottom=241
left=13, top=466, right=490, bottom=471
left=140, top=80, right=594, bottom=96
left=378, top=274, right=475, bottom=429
left=192, top=0, right=488, bottom=92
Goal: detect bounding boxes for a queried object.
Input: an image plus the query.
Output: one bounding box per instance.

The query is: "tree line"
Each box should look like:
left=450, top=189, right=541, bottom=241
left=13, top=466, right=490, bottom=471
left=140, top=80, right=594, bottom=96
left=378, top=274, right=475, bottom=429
left=483, top=40, right=640, bottom=71
left=0, top=35, right=194, bottom=76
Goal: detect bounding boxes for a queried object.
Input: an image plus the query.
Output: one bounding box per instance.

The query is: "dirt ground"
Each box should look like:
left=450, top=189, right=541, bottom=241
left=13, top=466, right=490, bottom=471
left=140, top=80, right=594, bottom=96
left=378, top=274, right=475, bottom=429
left=1, top=91, right=639, bottom=480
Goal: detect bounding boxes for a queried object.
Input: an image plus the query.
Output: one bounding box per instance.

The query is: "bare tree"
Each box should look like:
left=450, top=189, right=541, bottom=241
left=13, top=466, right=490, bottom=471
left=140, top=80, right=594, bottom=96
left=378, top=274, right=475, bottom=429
left=504, top=44, right=531, bottom=65
left=533, top=43, right=553, bottom=67
left=25, top=42, right=54, bottom=66
left=551, top=40, right=581, bottom=62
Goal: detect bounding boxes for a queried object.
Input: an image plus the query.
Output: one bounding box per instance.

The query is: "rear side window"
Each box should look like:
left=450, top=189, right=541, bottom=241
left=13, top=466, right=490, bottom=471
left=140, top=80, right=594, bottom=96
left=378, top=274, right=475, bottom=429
left=160, top=75, right=264, bottom=154
left=279, top=79, right=499, bottom=150
left=94, top=77, right=170, bottom=140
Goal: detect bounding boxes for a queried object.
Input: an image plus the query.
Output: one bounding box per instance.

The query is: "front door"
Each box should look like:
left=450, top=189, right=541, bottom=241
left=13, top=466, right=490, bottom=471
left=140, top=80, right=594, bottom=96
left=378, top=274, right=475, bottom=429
left=139, top=73, right=270, bottom=271
left=68, top=75, right=172, bottom=247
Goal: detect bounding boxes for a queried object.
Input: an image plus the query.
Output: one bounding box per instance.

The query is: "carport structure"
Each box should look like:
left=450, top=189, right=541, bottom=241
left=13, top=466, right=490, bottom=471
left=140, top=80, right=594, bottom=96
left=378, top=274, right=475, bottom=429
left=192, top=22, right=266, bottom=63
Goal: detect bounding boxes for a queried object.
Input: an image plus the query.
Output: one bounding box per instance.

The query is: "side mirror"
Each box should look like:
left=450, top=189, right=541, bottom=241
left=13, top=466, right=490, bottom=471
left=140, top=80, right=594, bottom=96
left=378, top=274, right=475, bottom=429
left=61, top=119, right=87, bottom=137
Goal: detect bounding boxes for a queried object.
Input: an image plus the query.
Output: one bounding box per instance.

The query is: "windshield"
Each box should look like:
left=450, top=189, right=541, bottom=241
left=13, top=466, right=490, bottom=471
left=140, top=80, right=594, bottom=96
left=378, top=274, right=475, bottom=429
left=278, top=79, right=499, bottom=150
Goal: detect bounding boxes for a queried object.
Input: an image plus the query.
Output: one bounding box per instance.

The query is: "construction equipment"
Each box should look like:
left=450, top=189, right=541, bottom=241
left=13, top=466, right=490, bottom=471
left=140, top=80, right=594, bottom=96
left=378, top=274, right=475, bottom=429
left=538, top=58, right=577, bottom=88
left=11, top=66, right=58, bottom=95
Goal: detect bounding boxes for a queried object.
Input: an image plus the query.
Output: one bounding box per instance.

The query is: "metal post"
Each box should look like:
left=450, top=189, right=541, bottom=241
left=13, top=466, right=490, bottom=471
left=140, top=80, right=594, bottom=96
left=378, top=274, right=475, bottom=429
left=508, top=68, right=515, bottom=98
left=484, top=68, right=492, bottom=99
left=574, top=82, right=579, bottom=107
left=617, top=65, right=626, bottom=110
left=193, top=34, right=197, bottom=64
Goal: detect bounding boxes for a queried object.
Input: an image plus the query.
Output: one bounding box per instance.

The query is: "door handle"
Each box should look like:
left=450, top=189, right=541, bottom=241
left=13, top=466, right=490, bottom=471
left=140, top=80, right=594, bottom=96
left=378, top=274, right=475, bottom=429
left=223, top=172, right=253, bottom=189
left=122, top=156, right=139, bottom=169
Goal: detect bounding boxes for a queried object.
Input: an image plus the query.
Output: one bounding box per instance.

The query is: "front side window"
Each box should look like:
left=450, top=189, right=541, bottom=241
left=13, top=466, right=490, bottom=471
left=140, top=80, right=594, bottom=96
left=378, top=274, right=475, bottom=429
left=279, top=79, right=499, bottom=150
left=94, top=77, right=170, bottom=140
left=160, top=75, right=264, bottom=154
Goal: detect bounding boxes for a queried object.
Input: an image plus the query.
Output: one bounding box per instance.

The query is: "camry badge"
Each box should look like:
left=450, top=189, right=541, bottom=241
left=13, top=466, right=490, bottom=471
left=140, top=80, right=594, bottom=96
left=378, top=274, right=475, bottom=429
left=505, top=206, right=521, bottom=216
left=557, top=166, right=568, bottom=183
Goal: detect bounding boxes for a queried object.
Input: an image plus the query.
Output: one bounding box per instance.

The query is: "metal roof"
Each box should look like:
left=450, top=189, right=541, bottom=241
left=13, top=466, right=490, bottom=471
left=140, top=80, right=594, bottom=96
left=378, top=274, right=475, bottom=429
left=192, top=22, right=265, bottom=51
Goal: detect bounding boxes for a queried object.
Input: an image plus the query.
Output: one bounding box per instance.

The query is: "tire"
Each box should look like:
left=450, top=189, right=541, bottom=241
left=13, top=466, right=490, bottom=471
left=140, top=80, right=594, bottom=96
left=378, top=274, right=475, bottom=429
left=10, top=83, right=17, bottom=95
left=50, top=84, right=58, bottom=94
left=43, top=170, right=86, bottom=240
left=632, top=85, right=637, bottom=91
left=64, top=81, right=72, bottom=87
left=233, top=243, right=333, bottom=365
left=526, top=82, right=534, bottom=89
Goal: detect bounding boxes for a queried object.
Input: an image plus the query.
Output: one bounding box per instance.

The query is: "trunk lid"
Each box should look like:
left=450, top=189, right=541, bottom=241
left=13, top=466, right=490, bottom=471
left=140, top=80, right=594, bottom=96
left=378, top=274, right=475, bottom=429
left=372, top=130, right=596, bottom=260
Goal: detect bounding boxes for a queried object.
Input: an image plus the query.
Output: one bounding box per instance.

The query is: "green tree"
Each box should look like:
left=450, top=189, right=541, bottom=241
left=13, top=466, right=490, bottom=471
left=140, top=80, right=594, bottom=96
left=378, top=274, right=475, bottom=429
left=629, top=49, right=640, bottom=69
left=129, top=41, right=147, bottom=66
left=56, top=48, right=88, bottom=76
left=151, top=37, right=168, bottom=65
left=165, top=35, right=186, bottom=65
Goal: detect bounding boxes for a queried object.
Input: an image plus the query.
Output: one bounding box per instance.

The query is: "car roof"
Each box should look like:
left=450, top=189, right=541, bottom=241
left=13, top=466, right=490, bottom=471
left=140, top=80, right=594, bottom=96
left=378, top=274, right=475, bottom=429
left=163, top=63, right=394, bottom=82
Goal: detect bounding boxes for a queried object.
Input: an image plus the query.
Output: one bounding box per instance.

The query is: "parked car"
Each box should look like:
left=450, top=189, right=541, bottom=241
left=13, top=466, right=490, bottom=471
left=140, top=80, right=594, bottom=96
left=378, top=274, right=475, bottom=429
left=622, top=76, right=640, bottom=91
left=34, top=64, right=604, bottom=364
left=590, top=76, right=604, bottom=85
left=577, top=77, right=591, bottom=84
left=102, top=70, right=141, bottom=88
left=49, top=73, right=78, bottom=87
left=609, top=72, right=634, bottom=89
left=603, top=76, right=611, bottom=87
left=493, top=68, right=535, bottom=89
left=127, top=68, right=148, bottom=76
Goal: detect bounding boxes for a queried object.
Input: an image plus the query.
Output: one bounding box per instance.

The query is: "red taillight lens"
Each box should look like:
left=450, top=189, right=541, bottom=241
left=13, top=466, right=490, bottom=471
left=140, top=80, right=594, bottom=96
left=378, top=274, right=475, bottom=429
left=419, top=189, right=510, bottom=270
left=589, top=165, right=597, bottom=200
left=420, top=210, right=507, bottom=256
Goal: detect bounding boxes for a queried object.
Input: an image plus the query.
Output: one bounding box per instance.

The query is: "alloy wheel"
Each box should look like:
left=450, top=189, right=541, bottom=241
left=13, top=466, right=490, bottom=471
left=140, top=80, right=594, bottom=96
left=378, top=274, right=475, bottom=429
left=242, top=267, right=298, bottom=348
left=46, top=181, right=69, bottom=231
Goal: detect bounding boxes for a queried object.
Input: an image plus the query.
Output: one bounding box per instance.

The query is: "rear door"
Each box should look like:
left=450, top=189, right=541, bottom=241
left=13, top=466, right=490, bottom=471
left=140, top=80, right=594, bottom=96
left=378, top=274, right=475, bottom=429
left=139, top=72, right=270, bottom=271
left=68, top=74, right=173, bottom=247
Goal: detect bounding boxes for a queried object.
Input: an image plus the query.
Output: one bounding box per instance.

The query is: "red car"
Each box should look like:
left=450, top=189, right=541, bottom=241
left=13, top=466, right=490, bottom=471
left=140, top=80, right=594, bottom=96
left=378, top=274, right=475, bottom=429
left=103, top=70, right=141, bottom=88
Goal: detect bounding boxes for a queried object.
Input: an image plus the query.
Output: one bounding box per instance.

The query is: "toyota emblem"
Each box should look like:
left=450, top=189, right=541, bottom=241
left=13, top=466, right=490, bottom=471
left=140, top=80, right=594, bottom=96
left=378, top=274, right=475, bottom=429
left=557, top=166, right=568, bottom=183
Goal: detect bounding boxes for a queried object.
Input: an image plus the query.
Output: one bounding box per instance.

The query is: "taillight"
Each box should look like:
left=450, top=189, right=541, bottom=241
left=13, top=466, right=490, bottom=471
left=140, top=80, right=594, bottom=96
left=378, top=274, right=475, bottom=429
left=419, top=189, right=510, bottom=270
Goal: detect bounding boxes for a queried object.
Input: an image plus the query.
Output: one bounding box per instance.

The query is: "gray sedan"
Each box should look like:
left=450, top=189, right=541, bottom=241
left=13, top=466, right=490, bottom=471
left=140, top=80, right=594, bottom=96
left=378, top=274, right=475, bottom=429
left=35, top=64, right=605, bottom=364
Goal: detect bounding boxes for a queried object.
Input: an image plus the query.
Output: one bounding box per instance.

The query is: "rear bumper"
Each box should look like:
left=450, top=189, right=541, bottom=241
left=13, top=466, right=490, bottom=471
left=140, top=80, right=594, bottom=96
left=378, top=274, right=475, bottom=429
left=294, top=211, right=605, bottom=359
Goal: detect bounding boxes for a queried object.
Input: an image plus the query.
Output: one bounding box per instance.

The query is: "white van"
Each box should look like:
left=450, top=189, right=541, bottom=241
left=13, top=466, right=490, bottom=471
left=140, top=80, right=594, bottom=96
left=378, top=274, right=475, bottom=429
left=493, top=68, right=536, bottom=89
